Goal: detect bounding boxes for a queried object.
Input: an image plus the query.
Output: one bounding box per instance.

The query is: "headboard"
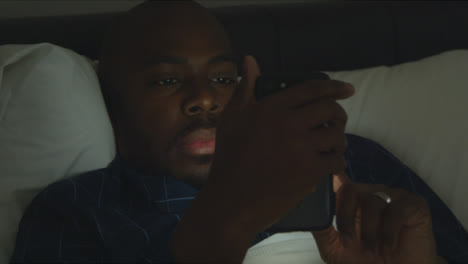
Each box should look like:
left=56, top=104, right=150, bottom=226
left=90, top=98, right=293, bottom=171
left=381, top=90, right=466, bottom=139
left=1, top=1, right=467, bottom=73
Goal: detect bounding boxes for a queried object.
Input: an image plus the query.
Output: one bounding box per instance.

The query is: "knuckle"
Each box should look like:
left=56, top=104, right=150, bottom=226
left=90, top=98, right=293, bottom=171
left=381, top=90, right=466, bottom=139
left=308, top=79, right=328, bottom=90
left=326, top=126, right=347, bottom=152
left=339, top=182, right=355, bottom=196
left=374, top=184, right=386, bottom=190
left=410, top=194, right=430, bottom=210
left=326, top=155, right=346, bottom=175
left=394, top=187, right=409, bottom=195
left=337, top=104, right=348, bottom=124
left=250, top=102, right=261, bottom=117
left=333, top=80, right=349, bottom=93
left=391, top=188, right=410, bottom=200
left=285, top=113, right=301, bottom=132
left=362, top=227, right=375, bottom=239
left=254, top=103, right=275, bottom=125
left=335, top=156, right=347, bottom=173
left=330, top=80, right=346, bottom=89
left=313, top=131, right=332, bottom=150
left=255, top=101, right=269, bottom=116
left=310, top=100, right=330, bottom=120
left=334, top=118, right=347, bottom=132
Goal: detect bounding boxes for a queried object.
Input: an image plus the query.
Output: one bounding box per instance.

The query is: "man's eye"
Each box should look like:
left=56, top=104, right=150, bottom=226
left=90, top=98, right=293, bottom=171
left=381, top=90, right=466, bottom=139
left=157, top=78, right=179, bottom=86
left=211, top=77, right=238, bottom=85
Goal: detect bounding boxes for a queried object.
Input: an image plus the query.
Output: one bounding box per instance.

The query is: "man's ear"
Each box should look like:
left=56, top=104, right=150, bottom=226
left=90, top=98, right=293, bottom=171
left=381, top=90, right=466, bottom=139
left=236, top=51, right=248, bottom=78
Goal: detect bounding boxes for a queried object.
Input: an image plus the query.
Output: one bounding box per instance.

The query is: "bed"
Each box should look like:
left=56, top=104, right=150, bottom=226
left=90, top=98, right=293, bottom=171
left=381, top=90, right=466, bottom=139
left=1, top=1, right=467, bottom=263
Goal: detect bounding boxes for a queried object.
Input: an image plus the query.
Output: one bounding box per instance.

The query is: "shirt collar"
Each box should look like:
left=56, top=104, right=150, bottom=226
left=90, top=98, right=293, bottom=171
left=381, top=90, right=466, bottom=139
left=109, top=156, right=199, bottom=213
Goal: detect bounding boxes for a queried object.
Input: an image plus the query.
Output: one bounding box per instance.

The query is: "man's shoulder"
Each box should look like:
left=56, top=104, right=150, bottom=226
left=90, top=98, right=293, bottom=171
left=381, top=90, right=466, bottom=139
left=344, top=133, right=412, bottom=185
left=32, top=165, right=119, bottom=208
left=345, top=133, right=393, bottom=158
left=346, top=133, right=379, bottom=147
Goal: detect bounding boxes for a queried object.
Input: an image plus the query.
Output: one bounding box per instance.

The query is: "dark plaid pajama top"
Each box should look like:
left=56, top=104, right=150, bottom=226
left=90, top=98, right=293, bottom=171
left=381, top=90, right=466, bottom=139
left=11, top=134, right=468, bottom=263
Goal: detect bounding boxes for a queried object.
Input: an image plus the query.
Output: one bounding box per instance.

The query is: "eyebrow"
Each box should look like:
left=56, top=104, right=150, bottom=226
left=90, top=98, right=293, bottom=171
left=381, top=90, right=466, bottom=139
left=144, top=55, right=187, bottom=66
left=144, top=52, right=239, bottom=68
left=207, top=52, right=239, bottom=65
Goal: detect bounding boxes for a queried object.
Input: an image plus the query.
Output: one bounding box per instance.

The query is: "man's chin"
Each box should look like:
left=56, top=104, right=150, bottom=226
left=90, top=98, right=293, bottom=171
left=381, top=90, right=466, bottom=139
left=170, top=154, right=213, bottom=189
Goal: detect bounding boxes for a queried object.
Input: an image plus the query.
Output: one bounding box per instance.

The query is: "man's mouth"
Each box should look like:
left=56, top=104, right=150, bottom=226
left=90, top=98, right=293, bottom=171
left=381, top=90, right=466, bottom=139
left=176, top=128, right=216, bottom=156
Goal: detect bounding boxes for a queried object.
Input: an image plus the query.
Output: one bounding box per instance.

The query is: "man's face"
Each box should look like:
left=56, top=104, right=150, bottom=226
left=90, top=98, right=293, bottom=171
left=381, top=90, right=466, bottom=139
left=110, top=4, right=238, bottom=187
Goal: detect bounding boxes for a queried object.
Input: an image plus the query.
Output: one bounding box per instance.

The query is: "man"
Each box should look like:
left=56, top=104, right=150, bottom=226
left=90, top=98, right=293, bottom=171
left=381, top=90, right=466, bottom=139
left=11, top=1, right=468, bottom=263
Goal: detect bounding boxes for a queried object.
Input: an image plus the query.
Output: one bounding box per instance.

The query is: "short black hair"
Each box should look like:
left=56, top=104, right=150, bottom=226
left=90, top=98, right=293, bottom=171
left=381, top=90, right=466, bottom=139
left=147, top=0, right=194, bottom=2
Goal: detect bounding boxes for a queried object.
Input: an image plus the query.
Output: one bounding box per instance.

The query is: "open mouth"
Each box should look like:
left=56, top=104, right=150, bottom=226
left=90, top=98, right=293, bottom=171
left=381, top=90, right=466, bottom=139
left=176, top=128, right=216, bottom=156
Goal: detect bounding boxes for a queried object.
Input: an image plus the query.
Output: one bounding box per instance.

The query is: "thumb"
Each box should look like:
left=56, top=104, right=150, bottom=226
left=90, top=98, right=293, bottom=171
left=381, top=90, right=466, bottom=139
left=224, top=55, right=261, bottom=115
left=333, top=173, right=351, bottom=193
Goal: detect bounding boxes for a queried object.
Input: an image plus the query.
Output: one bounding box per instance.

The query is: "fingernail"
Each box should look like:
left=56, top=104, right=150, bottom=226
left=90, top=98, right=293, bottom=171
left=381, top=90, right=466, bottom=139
left=345, top=82, right=355, bottom=94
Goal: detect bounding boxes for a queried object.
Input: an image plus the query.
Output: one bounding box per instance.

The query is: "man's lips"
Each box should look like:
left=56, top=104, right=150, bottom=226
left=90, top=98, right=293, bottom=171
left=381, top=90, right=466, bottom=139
left=176, top=129, right=216, bottom=156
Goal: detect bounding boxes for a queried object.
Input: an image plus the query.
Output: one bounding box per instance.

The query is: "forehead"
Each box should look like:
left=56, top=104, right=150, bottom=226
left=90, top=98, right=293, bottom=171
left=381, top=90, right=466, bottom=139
left=143, top=25, right=230, bottom=57
left=125, top=5, right=232, bottom=63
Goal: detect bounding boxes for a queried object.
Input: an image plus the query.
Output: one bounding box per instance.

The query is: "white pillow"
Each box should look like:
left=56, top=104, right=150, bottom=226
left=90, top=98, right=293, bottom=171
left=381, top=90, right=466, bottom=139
left=0, top=43, right=116, bottom=263
left=326, top=50, right=468, bottom=229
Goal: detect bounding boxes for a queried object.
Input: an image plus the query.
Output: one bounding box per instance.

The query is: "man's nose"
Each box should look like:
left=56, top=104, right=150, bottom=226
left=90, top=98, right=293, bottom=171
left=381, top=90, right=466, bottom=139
left=182, top=81, right=221, bottom=117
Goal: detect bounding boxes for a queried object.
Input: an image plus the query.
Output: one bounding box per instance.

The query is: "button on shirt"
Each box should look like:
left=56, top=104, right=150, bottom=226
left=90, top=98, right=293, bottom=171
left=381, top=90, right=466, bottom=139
left=11, top=134, right=468, bottom=263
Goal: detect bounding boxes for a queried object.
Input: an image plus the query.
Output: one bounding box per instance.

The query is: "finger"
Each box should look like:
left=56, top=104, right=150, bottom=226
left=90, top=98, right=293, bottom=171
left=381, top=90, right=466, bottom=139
left=380, top=192, right=432, bottom=252
left=336, top=183, right=360, bottom=246
left=289, top=150, right=346, bottom=189
left=288, top=98, right=348, bottom=130
left=307, top=121, right=347, bottom=154
left=269, top=80, right=354, bottom=109
left=293, top=123, right=347, bottom=177
left=223, top=55, right=261, bottom=115
left=288, top=109, right=347, bottom=156
left=359, top=192, right=389, bottom=253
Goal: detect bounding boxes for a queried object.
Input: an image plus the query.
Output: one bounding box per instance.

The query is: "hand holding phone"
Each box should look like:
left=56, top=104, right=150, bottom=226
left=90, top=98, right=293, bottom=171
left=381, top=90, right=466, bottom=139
left=255, top=72, right=335, bottom=232
left=172, top=56, right=351, bottom=263
left=202, top=56, right=351, bottom=239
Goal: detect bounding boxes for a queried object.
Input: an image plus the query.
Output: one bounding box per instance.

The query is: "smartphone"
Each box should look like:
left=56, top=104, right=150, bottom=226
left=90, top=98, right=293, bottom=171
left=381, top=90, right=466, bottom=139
left=255, top=71, right=334, bottom=232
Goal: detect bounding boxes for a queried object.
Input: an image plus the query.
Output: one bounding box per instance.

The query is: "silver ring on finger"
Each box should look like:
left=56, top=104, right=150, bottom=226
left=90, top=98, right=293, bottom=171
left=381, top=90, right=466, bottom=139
left=372, top=191, right=392, bottom=205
